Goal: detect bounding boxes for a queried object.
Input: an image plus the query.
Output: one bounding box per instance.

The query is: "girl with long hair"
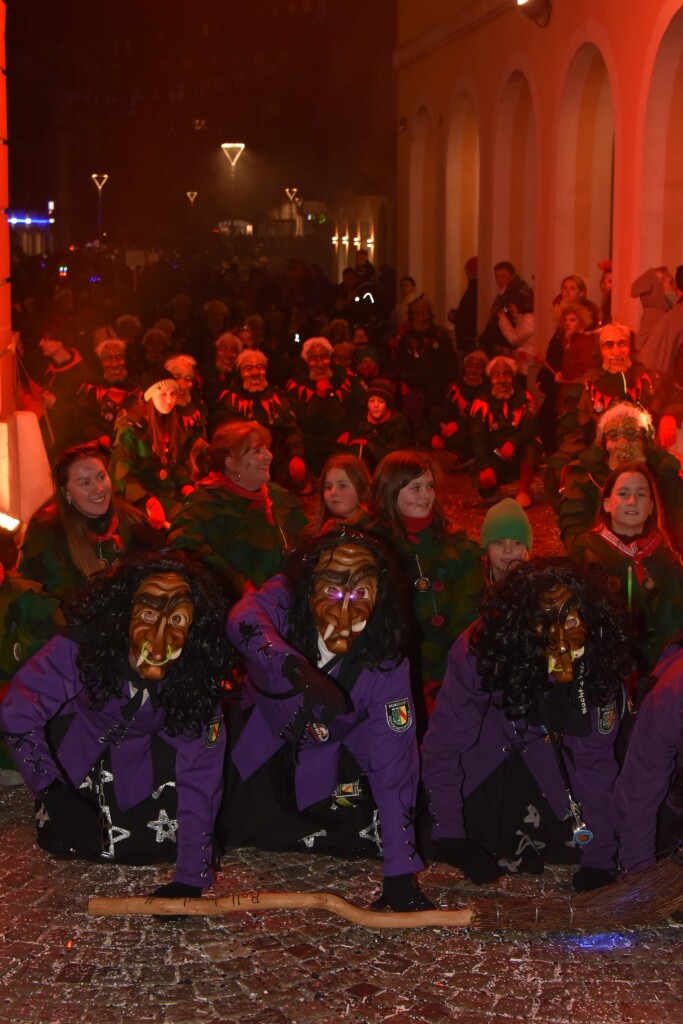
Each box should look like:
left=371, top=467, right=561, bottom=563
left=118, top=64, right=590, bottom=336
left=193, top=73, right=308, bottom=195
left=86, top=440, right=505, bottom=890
left=19, top=441, right=160, bottom=604
left=369, top=450, right=484, bottom=719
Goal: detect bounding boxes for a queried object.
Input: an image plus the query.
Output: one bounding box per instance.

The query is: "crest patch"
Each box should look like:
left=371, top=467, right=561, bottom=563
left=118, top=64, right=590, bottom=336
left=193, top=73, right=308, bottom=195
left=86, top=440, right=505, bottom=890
left=385, top=698, right=412, bottom=733
left=598, top=703, right=616, bottom=735
left=205, top=717, right=223, bottom=748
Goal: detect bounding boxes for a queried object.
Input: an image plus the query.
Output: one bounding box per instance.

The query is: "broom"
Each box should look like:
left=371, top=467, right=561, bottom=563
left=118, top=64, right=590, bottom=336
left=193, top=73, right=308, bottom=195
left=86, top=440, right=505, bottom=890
left=88, top=852, right=683, bottom=932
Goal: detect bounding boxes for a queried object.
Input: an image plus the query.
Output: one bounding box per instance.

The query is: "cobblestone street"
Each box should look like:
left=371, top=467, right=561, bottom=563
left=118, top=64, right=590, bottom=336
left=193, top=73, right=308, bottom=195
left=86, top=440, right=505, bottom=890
left=1, top=472, right=681, bottom=1024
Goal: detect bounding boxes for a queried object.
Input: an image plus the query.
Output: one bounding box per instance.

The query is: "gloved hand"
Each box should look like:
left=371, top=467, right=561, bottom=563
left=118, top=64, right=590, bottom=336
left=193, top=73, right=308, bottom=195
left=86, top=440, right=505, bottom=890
left=370, top=873, right=435, bottom=912
left=432, top=837, right=502, bottom=885
left=658, top=414, right=677, bottom=450
left=478, top=468, right=497, bottom=490
left=289, top=456, right=306, bottom=484
left=431, top=435, right=445, bottom=450
left=282, top=654, right=350, bottom=718
left=151, top=882, right=202, bottom=900
left=498, top=441, right=515, bottom=460
left=39, top=780, right=102, bottom=857
left=145, top=496, right=168, bottom=530
left=572, top=866, right=616, bottom=893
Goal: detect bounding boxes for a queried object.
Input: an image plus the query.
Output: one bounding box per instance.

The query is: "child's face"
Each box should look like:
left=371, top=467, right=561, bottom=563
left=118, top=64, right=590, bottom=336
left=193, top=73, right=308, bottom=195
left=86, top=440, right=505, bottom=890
left=367, top=397, right=388, bottom=422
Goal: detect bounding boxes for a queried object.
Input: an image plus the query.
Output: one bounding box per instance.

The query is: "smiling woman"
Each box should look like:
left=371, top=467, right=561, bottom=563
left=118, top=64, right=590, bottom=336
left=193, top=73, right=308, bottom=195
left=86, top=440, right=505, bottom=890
left=18, top=442, right=162, bottom=607
left=570, top=464, right=683, bottom=678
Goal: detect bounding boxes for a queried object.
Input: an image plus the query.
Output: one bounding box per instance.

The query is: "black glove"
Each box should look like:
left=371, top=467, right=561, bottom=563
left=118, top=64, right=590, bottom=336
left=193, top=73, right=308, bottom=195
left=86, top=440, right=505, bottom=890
left=370, top=873, right=435, bottom=912
left=572, top=866, right=616, bottom=893
left=432, top=837, right=502, bottom=885
left=282, top=654, right=350, bottom=719
left=151, top=882, right=202, bottom=900
left=38, top=780, right=102, bottom=857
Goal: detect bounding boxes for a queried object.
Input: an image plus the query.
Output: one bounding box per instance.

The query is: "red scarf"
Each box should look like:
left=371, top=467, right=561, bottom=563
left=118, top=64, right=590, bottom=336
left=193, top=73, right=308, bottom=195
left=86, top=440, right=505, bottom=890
left=85, top=511, right=122, bottom=551
left=205, top=471, right=274, bottom=525
left=400, top=510, right=434, bottom=543
left=597, top=524, right=662, bottom=584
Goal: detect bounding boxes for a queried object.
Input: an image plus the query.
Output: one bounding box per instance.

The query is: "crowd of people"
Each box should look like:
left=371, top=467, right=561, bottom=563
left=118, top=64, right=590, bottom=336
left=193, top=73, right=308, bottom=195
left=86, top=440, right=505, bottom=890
left=1, top=243, right=682, bottom=913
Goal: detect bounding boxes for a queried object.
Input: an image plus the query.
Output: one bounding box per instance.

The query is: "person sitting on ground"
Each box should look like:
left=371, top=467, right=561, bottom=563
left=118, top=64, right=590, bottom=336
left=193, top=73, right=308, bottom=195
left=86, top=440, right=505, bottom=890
left=77, top=337, right=141, bottom=446
left=0, top=552, right=234, bottom=899
left=213, top=349, right=306, bottom=490
left=286, top=337, right=363, bottom=476
left=19, top=441, right=162, bottom=606
left=558, top=401, right=683, bottom=555
left=309, top=454, right=372, bottom=536
left=164, top=354, right=207, bottom=446
left=429, top=349, right=488, bottom=468
left=219, top=527, right=433, bottom=913
left=421, top=558, right=634, bottom=891
left=570, top=465, right=683, bottom=684
left=110, top=375, right=195, bottom=530
left=479, top=497, right=532, bottom=585
left=168, top=420, right=307, bottom=602
left=470, top=356, right=543, bottom=509
left=369, top=451, right=484, bottom=720
left=337, top=378, right=412, bottom=470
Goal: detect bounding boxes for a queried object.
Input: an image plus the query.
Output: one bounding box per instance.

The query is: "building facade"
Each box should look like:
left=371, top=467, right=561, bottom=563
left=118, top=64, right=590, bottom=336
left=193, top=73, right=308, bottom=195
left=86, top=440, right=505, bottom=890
left=395, top=0, right=683, bottom=342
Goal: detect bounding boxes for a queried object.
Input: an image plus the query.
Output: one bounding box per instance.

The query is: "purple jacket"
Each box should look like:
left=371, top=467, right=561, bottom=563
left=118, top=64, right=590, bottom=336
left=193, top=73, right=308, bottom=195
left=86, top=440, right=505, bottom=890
left=422, top=628, right=620, bottom=871
left=227, top=576, right=424, bottom=877
left=615, top=643, right=683, bottom=873
left=0, top=635, right=225, bottom=888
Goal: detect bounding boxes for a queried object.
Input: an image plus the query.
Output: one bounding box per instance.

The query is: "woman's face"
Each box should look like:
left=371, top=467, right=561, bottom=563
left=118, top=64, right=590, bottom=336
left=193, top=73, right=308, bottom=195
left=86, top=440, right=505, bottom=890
left=228, top=442, right=273, bottom=490
left=64, top=457, right=112, bottom=518
left=396, top=471, right=435, bottom=519
left=561, top=278, right=581, bottom=301
left=562, top=312, right=581, bottom=336
left=603, top=471, right=653, bottom=537
left=487, top=539, right=529, bottom=582
left=150, top=384, right=178, bottom=415
left=324, top=468, right=360, bottom=520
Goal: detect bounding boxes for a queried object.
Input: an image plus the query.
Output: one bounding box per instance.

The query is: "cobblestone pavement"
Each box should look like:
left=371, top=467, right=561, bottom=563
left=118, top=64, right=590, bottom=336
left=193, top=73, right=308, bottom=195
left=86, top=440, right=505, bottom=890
left=1, top=468, right=681, bottom=1024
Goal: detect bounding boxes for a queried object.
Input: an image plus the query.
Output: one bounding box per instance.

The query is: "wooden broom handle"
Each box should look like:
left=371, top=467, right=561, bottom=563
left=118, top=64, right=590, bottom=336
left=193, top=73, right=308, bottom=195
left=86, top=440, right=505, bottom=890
left=88, top=890, right=474, bottom=930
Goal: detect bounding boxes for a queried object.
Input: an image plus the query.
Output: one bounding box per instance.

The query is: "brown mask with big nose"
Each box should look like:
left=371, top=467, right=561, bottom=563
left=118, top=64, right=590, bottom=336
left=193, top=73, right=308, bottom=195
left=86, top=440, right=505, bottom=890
left=535, top=583, right=587, bottom=684
left=309, top=543, right=379, bottom=656
left=128, top=573, right=194, bottom=682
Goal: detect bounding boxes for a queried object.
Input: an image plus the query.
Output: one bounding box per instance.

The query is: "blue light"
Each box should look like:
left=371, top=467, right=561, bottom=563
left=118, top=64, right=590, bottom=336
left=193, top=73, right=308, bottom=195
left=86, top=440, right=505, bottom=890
left=561, top=932, right=632, bottom=951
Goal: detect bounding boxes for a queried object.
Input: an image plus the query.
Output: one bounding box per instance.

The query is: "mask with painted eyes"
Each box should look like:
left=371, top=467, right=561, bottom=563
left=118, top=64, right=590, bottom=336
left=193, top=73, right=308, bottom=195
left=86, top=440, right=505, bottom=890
left=535, top=583, right=587, bottom=684
left=309, top=543, right=379, bottom=656
left=128, top=573, right=194, bottom=681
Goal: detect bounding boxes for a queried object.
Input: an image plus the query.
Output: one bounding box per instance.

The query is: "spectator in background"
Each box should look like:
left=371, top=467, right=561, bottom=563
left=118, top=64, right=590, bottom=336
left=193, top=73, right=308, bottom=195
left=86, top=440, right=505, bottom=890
left=448, top=257, right=478, bottom=355
left=478, top=262, right=534, bottom=356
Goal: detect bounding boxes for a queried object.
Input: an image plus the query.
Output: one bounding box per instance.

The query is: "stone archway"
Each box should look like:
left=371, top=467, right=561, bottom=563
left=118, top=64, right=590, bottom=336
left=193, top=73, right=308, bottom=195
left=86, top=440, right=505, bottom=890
left=640, top=6, right=683, bottom=266
left=554, top=43, right=614, bottom=297
left=445, top=92, right=480, bottom=313
left=491, top=70, right=537, bottom=284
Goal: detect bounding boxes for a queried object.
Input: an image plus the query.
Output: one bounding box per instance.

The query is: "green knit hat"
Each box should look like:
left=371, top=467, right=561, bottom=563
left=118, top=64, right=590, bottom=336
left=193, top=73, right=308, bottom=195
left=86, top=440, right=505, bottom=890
left=480, top=497, right=533, bottom=552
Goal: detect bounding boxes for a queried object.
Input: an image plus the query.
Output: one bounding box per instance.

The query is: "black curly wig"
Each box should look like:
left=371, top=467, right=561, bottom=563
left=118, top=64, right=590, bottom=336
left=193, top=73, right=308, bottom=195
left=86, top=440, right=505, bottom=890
left=65, top=551, right=235, bottom=736
left=285, top=526, right=409, bottom=668
left=470, top=556, right=634, bottom=715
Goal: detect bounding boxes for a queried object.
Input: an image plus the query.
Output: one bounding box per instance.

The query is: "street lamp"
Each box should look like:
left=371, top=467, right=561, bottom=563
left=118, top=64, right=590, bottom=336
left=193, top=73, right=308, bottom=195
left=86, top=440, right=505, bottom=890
left=221, top=143, right=245, bottom=238
left=221, top=142, right=245, bottom=177
left=91, top=174, right=108, bottom=239
left=285, top=187, right=298, bottom=237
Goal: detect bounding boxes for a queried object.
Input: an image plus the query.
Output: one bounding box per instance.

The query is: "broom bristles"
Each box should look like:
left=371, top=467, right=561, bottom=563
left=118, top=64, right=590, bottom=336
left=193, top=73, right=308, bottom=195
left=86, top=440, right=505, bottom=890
left=471, top=853, right=683, bottom=932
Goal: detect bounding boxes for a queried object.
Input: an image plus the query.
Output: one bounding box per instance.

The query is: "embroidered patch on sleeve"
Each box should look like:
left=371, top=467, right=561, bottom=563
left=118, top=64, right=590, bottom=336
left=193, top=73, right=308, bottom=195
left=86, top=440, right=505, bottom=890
left=598, top=703, right=616, bottom=734
left=385, top=698, right=412, bottom=733
left=205, top=717, right=223, bottom=748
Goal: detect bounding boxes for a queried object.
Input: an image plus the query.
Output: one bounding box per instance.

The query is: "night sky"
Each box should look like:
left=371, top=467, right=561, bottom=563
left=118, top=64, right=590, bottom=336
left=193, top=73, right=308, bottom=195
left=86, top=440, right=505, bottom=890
left=7, top=2, right=351, bottom=245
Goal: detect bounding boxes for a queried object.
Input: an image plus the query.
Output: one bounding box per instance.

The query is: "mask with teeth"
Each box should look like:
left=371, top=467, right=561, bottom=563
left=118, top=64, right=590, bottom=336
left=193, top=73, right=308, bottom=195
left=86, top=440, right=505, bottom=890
left=128, top=573, right=194, bottom=681
left=535, top=583, right=587, bottom=684
left=309, top=543, right=379, bottom=657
